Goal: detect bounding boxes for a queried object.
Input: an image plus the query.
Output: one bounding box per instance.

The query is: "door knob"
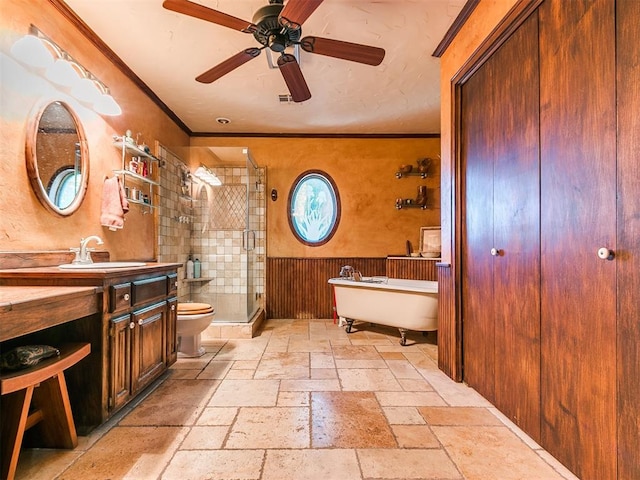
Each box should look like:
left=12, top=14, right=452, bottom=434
left=490, top=248, right=500, bottom=256
left=597, top=247, right=615, bottom=260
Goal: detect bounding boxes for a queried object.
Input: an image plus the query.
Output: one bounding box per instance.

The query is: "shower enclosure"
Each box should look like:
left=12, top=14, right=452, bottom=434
left=157, top=145, right=265, bottom=323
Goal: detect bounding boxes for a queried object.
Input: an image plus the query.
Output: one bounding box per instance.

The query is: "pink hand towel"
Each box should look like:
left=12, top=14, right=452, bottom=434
left=100, top=176, right=130, bottom=231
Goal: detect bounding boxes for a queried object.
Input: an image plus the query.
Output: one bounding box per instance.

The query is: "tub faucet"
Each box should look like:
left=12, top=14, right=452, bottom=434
left=71, top=235, right=104, bottom=264
left=339, top=265, right=354, bottom=278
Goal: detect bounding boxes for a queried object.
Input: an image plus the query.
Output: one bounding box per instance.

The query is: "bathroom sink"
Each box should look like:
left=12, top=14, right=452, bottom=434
left=58, top=262, right=147, bottom=269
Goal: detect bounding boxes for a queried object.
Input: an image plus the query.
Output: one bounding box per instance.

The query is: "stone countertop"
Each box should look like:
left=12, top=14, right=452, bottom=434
left=0, top=262, right=182, bottom=282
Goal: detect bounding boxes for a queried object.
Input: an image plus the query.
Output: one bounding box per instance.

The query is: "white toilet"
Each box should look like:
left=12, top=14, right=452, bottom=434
left=176, top=303, right=215, bottom=357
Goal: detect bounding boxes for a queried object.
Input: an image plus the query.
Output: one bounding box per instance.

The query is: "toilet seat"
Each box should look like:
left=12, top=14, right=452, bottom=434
left=176, top=303, right=215, bottom=358
left=178, top=303, right=214, bottom=315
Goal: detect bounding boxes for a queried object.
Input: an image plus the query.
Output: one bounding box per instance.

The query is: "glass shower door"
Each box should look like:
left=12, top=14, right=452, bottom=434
left=244, top=148, right=260, bottom=321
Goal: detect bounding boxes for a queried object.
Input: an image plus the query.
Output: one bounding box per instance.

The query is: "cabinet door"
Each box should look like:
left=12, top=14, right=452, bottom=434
left=109, top=314, right=132, bottom=411
left=539, top=1, right=617, bottom=478
left=616, top=1, right=640, bottom=477
left=166, top=297, right=178, bottom=366
left=461, top=14, right=541, bottom=440
left=131, top=302, right=167, bottom=393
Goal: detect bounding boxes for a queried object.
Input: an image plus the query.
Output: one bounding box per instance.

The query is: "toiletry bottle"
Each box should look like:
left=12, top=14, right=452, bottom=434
left=194, top=258, right=201, bottom=279
left=186, top=255, right=194, bottom=279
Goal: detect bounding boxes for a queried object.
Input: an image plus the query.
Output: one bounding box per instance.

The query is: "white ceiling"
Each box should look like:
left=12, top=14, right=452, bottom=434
left=63, top=0, right=464, bottom=135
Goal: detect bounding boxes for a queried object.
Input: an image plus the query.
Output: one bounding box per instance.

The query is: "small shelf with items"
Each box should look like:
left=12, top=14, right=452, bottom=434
left=396, top=185, right=430, bottom=210
left=174, top=165, right=195, bottom=224
left=112, top=139, right=161, bottom=163
left=395, top=157, right=434, bottom=179
left=395, top=198, right=429, bottom=210
left=113, top=131, right=161, bottom=210
left=395, top=157, right=436, bottom=209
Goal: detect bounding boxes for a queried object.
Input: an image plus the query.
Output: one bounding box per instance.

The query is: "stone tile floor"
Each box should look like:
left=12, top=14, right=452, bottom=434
left=16, top=319, right=579, bottom=480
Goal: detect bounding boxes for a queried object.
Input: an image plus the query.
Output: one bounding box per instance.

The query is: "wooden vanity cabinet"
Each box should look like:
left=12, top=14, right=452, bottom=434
left=0, top=263, right=180, bottom=432
left=105, top=270, right=177, bottom=415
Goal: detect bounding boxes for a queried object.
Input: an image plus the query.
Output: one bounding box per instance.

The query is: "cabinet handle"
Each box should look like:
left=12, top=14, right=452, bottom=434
left=174, top=281, right=178, bottom=287
left=490, top=248, right=501, bottom=256
left=597, top=247, right=615, bottom=260
left=129, top=322, right=135, bottom=329
left=138, top=318, right=144, bottom=325
left=171, top=305, right=176, bottom=311
left=123, top=293, right=130, bottom=301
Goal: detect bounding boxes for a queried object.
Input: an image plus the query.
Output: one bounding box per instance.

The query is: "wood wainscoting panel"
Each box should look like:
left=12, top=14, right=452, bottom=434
left=385, top=258, right=438, bottom=280
left=266, top=258, right=386, bottom=319
left=436, top=264, right=460, bottom=381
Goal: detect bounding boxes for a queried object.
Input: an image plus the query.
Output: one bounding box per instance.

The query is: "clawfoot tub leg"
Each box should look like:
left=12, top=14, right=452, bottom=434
left=399, top=328, right=408, bottom=346
left=345, top=319, right=355, bottom=333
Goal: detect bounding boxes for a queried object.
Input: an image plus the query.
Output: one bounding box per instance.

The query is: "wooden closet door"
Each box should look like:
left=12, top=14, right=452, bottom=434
left=539, top=1, right=617, bottom=478
left=616, top=1, right=640, bottom=477
left=461, top=41, right=497, bottom=404
left=461, top=14, right=541, bottom=432
left=491, top=13, right=541, bottom=442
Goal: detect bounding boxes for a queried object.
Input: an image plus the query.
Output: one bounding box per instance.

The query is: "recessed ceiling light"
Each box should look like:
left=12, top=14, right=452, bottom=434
left=216, top=117, right=230, bottom=124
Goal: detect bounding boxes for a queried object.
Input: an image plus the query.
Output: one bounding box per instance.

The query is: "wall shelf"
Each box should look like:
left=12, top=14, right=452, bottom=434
left=113, top=139, right=161, bottom=163
left=395, top=171, right=429, bottom=179
left=395, top=198, right=429, bottom=210
left=184, top=277, right=214, bottom=283
left=113, top=170, right=159, bottom=186
left=113, top=135, right=160, bottom=209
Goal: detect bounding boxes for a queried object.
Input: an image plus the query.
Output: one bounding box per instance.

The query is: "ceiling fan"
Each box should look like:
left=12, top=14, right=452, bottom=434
left=162, top=0, right=386, bottom=102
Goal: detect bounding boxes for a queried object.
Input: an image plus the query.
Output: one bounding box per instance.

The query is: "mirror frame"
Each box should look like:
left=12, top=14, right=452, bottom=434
left=25, top=99, right=90, bottom=216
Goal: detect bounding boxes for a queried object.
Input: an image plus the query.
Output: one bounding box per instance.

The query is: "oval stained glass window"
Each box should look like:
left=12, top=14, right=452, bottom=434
left=288, top=170, right=340, bottom=246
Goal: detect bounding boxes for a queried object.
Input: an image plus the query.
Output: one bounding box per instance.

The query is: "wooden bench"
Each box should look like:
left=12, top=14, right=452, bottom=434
left=0, top=343, right=90, bottom=480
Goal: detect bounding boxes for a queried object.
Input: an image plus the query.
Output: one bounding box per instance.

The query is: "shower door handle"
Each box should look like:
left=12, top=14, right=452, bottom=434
left=243, top=230, right=256, bottom=251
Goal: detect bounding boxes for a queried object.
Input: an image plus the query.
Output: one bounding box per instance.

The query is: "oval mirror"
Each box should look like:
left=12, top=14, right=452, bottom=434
left=26, top=100, right=89, bottom=216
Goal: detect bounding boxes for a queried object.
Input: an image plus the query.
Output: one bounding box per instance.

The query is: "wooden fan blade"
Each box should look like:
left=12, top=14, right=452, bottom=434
left=279, top=0, right=324, bottom=30
left=301, top=36, right=385, bottom=66
left=196, top=48, right=261, bottom=84
left=163, top=0, right=256, bottom=33
left=277, top=54, right=311, bottom=102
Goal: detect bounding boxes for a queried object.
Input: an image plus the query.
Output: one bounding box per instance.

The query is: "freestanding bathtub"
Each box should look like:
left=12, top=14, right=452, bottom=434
left=328, top=277, right=438, bottom=345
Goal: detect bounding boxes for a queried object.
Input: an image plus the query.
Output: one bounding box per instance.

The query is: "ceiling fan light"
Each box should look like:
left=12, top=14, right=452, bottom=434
left=45, top=58, right=81, bottom=87
left=94, top=93, right=122, bottom=116
left=11, top=34, right=54, bottom=69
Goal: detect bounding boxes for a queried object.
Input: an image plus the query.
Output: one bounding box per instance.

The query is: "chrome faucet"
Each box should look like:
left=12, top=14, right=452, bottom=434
left=71, top=236, right=104, bottom=264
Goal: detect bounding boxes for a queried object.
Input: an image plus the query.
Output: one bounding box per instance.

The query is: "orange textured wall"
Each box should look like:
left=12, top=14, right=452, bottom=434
left=0, top=0, right=189, bottom=260
left=438, top=0, right=518, bottom=263
left=1, top=1, right=441, bottom=262
left=189, top=136, right=441, bottom=258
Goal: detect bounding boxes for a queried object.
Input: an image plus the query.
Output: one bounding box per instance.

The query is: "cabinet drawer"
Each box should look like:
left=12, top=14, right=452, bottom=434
left=109, top=283, right=132, bottom=313
left=167, top=273, right=178, bottom=296
left=131, top=276, right=167, bottom=307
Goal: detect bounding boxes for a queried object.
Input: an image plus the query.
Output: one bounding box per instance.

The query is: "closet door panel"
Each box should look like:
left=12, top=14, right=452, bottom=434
left=461, top=52, right=496, bottom=403
left=539, top=0, right=617, bottom=478
left=491, top=13, right=541, bottom=442
left=616, top=0, right=640, bottom=477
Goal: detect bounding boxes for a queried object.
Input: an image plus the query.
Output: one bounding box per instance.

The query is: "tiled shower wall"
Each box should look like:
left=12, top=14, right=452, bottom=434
left=156, top=144, right=265, bottom=319
left=156, top=144, right=191, bottom=303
